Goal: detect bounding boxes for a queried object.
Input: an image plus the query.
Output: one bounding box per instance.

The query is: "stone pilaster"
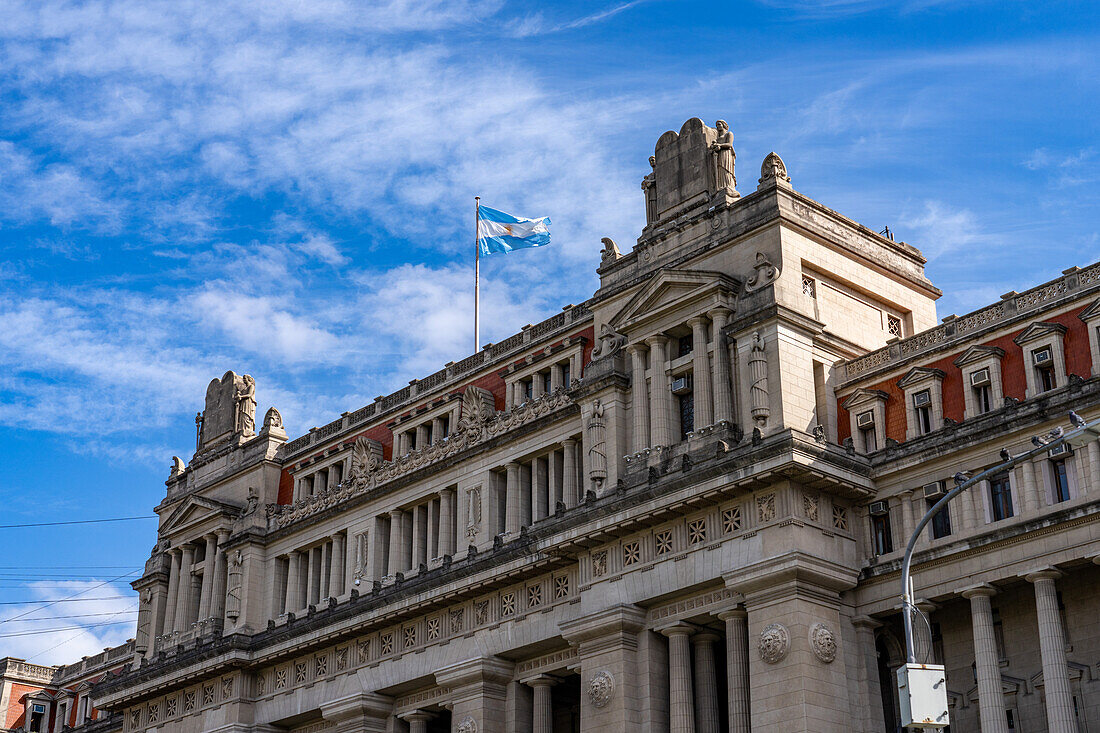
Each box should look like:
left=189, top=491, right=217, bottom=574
left=559, top=604, right=647, bottom=731
left=562, top=440, right=578, bottom=507
left=851, top=616, right=885, bottom=733
left=387, top=509, right=406, bottom=576
left=440, top=488, right=456, bottom=556
left=435, top=656, right=513, bottom=733
left=717, top=608, right=750, bottom=733
left=329, top=532, right=345, bottom=596
left=174, top=543, right=195, bottom=632
left=505, top=461, right=522, bottom=534
left=961, top=585, right=1009, bottom=733
left=1025, top=569, right=1076, bottom=733
left=198, top=534, right=217, bottom=620
left=708, top=308, right=734, bottom=425
left=211, top=531, right=229, bottom=621
left=161, top=549, right=181, bottom=638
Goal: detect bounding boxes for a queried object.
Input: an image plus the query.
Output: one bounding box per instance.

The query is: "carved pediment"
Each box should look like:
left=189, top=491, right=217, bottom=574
left=1078, top=296, right=1100, bottom=323
left=608, top=268, right=738, bottom=334
left=897, top=366, right=946, bottom=389
left=160, top=494, right=241, bottom=538
left=953, top=344, right=1005, bottom=368
left=1013, top=320, right=1067, bottom=346
left=841, top=388, right=889, bottom=411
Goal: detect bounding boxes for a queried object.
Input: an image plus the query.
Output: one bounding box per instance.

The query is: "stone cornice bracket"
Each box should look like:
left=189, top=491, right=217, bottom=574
left=434, top=656, right=514, bottom=703
left=744, top=252, right=780, bottom=293
left=723, top=551, right=860, bottom=607
left=559, top=603, right=647, bottom=656
left=319, top=692, right=395, bottom=733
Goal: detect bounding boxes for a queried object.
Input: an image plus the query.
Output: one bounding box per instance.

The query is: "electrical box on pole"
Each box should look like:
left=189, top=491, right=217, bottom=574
left=897, top=663, right=949, bottom=729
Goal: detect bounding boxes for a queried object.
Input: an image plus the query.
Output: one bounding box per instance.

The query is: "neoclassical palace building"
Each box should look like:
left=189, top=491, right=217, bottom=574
left=11, top=118, right=1100, bottom=733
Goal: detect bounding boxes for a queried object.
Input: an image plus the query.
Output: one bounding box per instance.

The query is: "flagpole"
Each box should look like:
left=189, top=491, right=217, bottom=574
left=474, top=196, right=480, bottom=354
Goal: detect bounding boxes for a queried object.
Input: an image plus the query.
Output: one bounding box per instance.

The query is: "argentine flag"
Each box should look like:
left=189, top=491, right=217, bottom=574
left=477, top=205, right=551, bottom=256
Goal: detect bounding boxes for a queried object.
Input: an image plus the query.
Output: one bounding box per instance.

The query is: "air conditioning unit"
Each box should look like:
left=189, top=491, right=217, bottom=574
left=856, top=411, right=875, bottom=428
left=869, top=500, right=890, bottom=515
left=670, top=376, right=692, bottom=395
left=1033, top=347, right=1053, bottom=365
left=31, top=704, right=45, bottom=715
left=969, top=368, right=991, bottom=387
left=1049, top=443, right=1072, bottom=458
left=923, top=481, right=946, bottom=499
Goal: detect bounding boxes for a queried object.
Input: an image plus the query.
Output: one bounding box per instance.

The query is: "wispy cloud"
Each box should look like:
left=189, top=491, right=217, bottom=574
left=508, top=1, right=648, bottom=37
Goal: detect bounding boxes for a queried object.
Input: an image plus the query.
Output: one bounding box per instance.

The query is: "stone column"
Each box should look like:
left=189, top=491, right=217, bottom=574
left=1025, top=569, right=1075, bottom=732
left=527, top=675, right=557, bottom=733
left=646, top=335, right=673, bottom=446
left=533, top=457, right=549, bottom=522
left=284, top=551, right=300, bottom=613
left=548, top=449, right=561, bottom=509
left=212, top=530, right=229, bottom=620
left=660, top=623, right=696, bottom=733
left=708, top=308, right=733, bottom=424
left=506, top=461, right=522, bottom=534
left=388, top=510, right=406, bottom=576
left=329, top=532, right=345, bottom=597
left=440, top=488, right=456, bottom=556
left=550, top=363, right=563, bottom=390
left=427, top=498, right=440, bottom=559
left=532, top=371, right=545, bottom=398
left=520, top=463, right=533, bottom=527
left=717, top=609, right=750, bottom=733
left=628, top=344, right=650, bottom=452
left=431, top=417, right=444, bottom=445
left=162, top=549, right=181, bottom=636
left=174, top=544, right=195, bottom=632
left=319, top=543, right=331, bottom=601
left=1019, top=459, right=1040, bottom=513
left=412, top=504, right=426, bottom=570
left=688, top=316, right=714, bottom=428
left=1087, top=439, right=1100, bottom=494
left=961, top=585, right=1009, bottom=733
left=311, top=546, right=324, bottom=605
left=851, top=616, right=885, bottom=733
left=562, top=439, right=578, bottom=507
left=899, top=491, right=916, bottom=545
left=415, top=423, right=428, bottom=450
left=197, top=534, right=217, bottom=620
left=693, top=632, right=721, bottom=733
left=401, top=710, right=432, bottom=733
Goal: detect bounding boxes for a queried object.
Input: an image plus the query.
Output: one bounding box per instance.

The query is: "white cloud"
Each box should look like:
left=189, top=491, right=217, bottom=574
left=899, top=200, right=985, bottom=260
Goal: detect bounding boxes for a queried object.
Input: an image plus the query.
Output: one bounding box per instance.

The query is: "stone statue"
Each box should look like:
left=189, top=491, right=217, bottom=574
left=587, top=399, right=607, bottom=492
left=170, top=456, right=186, bottom=478
left=710, top=120, right=736, bottom=193
left=749, top=331, right=769, bottom=428
left=135, top=589, right=151, bottom=653
left=235, top=374, right=257, bottom=436
left=641, top=155, right=657, bottom=224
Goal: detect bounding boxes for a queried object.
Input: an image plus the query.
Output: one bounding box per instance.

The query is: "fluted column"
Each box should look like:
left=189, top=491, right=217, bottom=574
left=661, top=623, right=696, bottom=733
left=329, top=532, right=345, bottom=597
left=1020, top=459, right=1040, bottom=513
left=212, top=530, right=229, bottom=620
left=1026, top=569, right=1075, bottom=732
left=197, top=535, right=216, bottom=620
left=528, top=675, right=556, bottom=733
left=162, top=549, right=181, bottom=636
left=431, top=417, right=444, bottom=445
left=547, top=449, right=561, bottom=509
left=388, top=509, right=406, bottom=576
left=506, top=461, right=522, bottom=534
left=550, top=363, right=563, bottom=390
left=533, top=457, right=549, bottom=522
left=440, top=488, right=456, bottom=556
left=412, top=504, right=426, bottom=570
left=718, top=608, right=750, bottom=732
left=174, top=544, right=195, bottom=632
left=708, top=308, right=733, bottom=424
left=693, top=632, right=721, bottom=733
left=646, top=335, right=673, bottom=446
left=688, top=316, right=714, bottom=428
left=427, top=499, right=440, bottom=559
left=628, top=344, right=650, bottom=452
left=284, top=551, right=301, bottom=613
left=1087, top=440, right=1100, bottom=494
left=962, top=585, right=1009, bottom=733
left=415, top=423, right=428, bottom=450
left=402, top=710, right=432, bottom=733
left=562, top=439, right=578, bottom=507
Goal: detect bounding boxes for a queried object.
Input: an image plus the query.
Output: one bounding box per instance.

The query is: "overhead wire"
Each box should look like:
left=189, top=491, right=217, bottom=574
left=0, top=516, right=155, bottom=529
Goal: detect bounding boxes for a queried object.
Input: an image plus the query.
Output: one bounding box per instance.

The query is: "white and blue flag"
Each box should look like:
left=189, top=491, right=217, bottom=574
left=477, top=205, right=551, bottom=256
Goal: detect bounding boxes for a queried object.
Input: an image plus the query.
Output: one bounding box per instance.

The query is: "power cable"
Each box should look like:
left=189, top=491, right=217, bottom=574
left=0, top=570, right=138, bottom=623
left=0, top=516, right=155, bottom=529
left=8, top=609, right=138, bottom=622
left=0, top=619, right=137, bottom=639
left=0, top=595, right=134, bottom=606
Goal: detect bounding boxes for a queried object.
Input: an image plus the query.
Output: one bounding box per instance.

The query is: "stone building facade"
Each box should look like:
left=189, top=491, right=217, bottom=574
left=73, top=118, right=1100, bottom=732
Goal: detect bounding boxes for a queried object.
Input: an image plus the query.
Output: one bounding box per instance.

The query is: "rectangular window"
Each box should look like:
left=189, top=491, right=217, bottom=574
left=542, top=371, right=552, bottom=395
left=1033, top=347, right=1056, bottom=392
left=561, top=362, right=571, bottom=386
left=678, top=392, right=694, bottom=440
left=975, top=383, right=992, bottom=414
left=677, top=334, right=693, bottom=358
left=1038, top=364, right=1056, bottom=392
left=871, top=513, right=893, bottom=555
left=990, top=476, right=1014, bottom=521
left=913, top=389, right=933, bottom=434
left=802, top=275, right=817, bottom=299
left=860, top=425, right=878, bottom=453
left=1052, top=459, right=1071, bottom=503
left=888, top=314, right=903, bottom=338
left=927, top=498, right=951, bottom=539
left=524, top=379, right=533, bottom=400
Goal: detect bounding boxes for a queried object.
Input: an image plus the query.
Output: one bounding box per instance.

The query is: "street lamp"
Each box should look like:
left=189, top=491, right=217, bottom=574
left=896, top=410, right=1100, bottom=729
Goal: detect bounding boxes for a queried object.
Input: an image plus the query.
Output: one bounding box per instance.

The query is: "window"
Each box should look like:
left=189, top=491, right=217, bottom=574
left=992, top=607, right=1007, bottom=661
left=678, top=392, right=694, bottom=440
left=930, top=622, right=944, bottom=665
left=974, top=383, right=993, bottom=413
left=927, top=498, right=951, bottom=539
left=677, top=334, right=693, bottom=358
left=542, top=371, right=552, bottom=395
left=1052, top=459, right=1071, bottom=503
left=888, top=314, right=903, bottom=338
left=913, top=389, right=933, bottom=434
left=1006, top=708, right=1015, bottom=729
left=990, top=476, right=1014, bottom=521
left=802, top=275, right=817, bottom=298
left=524, top=379, right=533, bottom=400
left=871, top=512, right=893, bottom=555
left=1033, top=347, right=1056, bottom=392
left=561, top=362, right=571, bottom=386
left=860, top=424, right=877, bottom=452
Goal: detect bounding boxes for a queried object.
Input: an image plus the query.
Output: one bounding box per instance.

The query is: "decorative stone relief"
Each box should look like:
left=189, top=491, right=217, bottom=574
left=170, top=456, right=186, bottom=478
left=263, top=406, right=283, bottom=430
left=457, top=715, right=478, bottom=733
left=225, top=550, right=242, bottom=620
left=592, top=550, right=608, bottom=577
left=135, top=589, right=151, bottom=652
left=809, top=623, right=837, bottom=663
left=757, top=493, right=776, bottom=523
left=587, top=399, right=607, bottom=492
left=591, top=323, right=627, bottom=360
left=600, top=237, right=622, bottom=266
left=759, top=623, right=790, bottom=664
left=710, top=120, right=736, bottom=193
left=802, top=493, right=819, bottom=522
left=588, top=670, right=615, bottom=708
left=745, top=252, right=780, bottom=293
left=757, top=151, right=791, bottom=189
left=465, top=486, right=482, bottom=539
left=748, top=331, right=769, bottom=428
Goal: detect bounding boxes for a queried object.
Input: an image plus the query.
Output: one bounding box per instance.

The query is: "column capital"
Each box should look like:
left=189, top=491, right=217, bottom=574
left=644, top=333, right=669, bottom=348
left=389, top=508, right=405, bottom=519
left=521, top=673, right=559, bottom=688
left=657, top=621, right=697, bottom=638
left=692, top=631, right=722, bottom=645
left=716, top=607, right=747, bottom=622
left=1024, top=566, right=1063, bottom=583
left=626, top=341, right=649, bottom=356
left=960, top=583, right=998, bottom=600
left=686, top=315, right=710, bottom=328
left=851, top=614, right=882, bottom=630
left=706, top=306, right=732, bottom=322
left=215, top=528, right=231, bottom=542
left=397, top=710, right=433, bottom=723
left=561, top=437, right=577, bottom=447
left=915, top=598, right=939, bottom=614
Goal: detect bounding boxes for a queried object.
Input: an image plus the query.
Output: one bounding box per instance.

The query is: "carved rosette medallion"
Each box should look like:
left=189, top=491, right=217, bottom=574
left=456, top=715, right=478, bottom=733
left=809, top=622, right=837, bottom=663
left=758, top=623, right=790, bottom=664
left=588, top=670, right=615, bottom=708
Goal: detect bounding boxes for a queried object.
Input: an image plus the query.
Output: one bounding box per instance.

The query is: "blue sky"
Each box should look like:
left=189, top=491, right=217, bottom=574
left=1, top=0, right=1098, bottom=663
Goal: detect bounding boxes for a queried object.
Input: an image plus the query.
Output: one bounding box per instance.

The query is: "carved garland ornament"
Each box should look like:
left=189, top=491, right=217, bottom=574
left=758, top=622, right=790, bottom=664
left=809, top=622, right=837, bottom=664
left=588, top=670, right=615, bottom=708
left=457, top=715, right=478, bottom=733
